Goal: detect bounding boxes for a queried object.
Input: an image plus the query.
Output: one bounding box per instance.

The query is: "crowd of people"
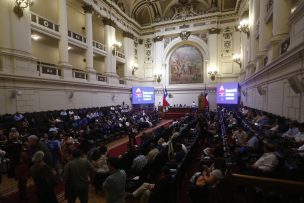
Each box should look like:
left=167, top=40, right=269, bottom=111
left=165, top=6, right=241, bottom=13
left=1, top=104, right=304, bottom=203
left=0, top=105, right=160, bottom=202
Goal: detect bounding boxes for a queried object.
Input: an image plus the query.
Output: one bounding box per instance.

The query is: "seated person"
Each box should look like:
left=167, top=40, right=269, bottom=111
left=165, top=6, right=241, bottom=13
left=130, top=150, right=148, bottom=173
left=233, top=127, right=248, bottom=146
left=246, top=132, right=259, bottom=151
left=189, top=158, right=226, bottom=203
left=296, top=144, right=304, bottom=157
left=146, top=143, right=160, bottom=163
left=0, top=129, right=8, bottom=145
left=293, top=123, right=304, bottom=143
left=129, top=166, right=172, bottom=203
left=14, top=112, right=24, bottom=122
left=282, top=121, right=300, bottom=139
left=250, top=142, right=279, bottom=173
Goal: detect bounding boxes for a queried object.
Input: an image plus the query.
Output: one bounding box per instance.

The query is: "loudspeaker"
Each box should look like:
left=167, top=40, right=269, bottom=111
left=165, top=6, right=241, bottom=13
left=68, top=91, right=74, bottom=99
left=288, top=76, right=304, bottom=94
left=11, top=90, right=22, bottom=99
left=257, top=86, right=266, bottom=95
left=112, top=94, right=117, bottom=102
left=242, top=90, right=247, bottom=96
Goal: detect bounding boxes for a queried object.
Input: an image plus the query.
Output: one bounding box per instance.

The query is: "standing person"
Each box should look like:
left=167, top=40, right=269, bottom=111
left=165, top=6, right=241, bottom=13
left=103, top=157, right=127, bottom=203
left=128, top=124, right=138, bottom=148
left=15, top=145, right=30, bottom=200
left=91, top=145, right=109, bottom=194
left=30, top=151, right=58, bottom=203
left=28, top=135, right=53, bottom=167
left=64, top=149, right=94, bottom=203
left=47, top=134, right=62, bottom=180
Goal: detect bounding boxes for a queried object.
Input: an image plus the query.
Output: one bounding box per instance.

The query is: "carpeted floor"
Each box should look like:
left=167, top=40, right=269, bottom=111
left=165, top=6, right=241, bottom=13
left=107, top=119, right=172, bottom=157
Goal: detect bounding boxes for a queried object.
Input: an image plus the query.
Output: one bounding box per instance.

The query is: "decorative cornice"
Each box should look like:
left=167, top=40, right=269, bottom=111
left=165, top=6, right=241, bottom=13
left=208, top=27, right=220, bottom=34
left=102, top=18, right=116, bottom=27
left=153, top=36, right=163, bottom=42
left=82, top=4, right=94, bottom=14
left=240, top=41, right=304, bottom=86
left=179, top=31, right=191, bottom=40
left=123, top=31, right=134, bottom=40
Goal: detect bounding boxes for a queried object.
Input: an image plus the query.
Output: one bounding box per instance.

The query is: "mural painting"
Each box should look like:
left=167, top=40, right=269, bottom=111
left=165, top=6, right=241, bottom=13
left=169, top=45, right=204, bottom=84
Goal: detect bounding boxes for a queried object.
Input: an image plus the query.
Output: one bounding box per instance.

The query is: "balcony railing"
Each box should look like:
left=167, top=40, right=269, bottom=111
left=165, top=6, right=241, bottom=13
left=119, top=79, right=125, bottom=85
left=31, top=12, right=59, bottom=33
left=115, top=51, right=125, bottom=59
left=37, top=61, right=61, bottom=77
left=96, top=74, right=107, bottom=82
left=73, top=69, right=88, bottom=80
left=68, top=31, right=86, bottom=44
left=93, top=41, right=106, bottom=51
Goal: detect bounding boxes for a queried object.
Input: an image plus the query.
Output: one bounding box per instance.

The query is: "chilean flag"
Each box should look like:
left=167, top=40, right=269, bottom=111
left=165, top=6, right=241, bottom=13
left=204, top=92, right=209, bottom=109
left=163, top=87, right=170, bottom=107
left=203, top=85, right=209, bottom=109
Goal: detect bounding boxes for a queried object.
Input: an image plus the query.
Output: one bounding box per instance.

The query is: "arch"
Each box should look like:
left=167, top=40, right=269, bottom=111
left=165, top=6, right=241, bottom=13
left=162, top=35, right=210, bottom=86
left=163, top=35, right=210, bottom=64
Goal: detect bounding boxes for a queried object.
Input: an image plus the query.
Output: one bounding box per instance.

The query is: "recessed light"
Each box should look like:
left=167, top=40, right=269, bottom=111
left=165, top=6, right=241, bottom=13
left=68, top=46, right=72, bottom=50
left=31, top=34, right=41, bottom=40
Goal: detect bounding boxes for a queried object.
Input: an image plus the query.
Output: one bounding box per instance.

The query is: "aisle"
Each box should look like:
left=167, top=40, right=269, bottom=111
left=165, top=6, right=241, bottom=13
left=107, top=119, right=172, bottom=157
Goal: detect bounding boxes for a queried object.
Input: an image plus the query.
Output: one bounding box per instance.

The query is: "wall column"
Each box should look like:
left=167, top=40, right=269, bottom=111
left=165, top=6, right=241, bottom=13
left=257, top=0, right=272, bottom=70
left=249, top=0, right=259, bottom=64
left=83, top=4, right=96, bottom=82
left=123, top=32, right=135, bottom=82
left=208, top=28, right=219, bottom=83
left=153, top=36, right=164, bottom=85
left=271, top=0, right=292, bottom=59
left=0, top=0, right=35, bottom=75
left=58, top=0, right=72, bottom=79
left=103, top=18, right=118, bottom=83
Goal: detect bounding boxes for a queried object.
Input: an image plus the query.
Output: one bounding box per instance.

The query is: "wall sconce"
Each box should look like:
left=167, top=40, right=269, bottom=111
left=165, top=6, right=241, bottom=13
left=154, top=74, right=162, bottom=83
left=232, top=53, right=242, bottom=67
left=132, top=66, right=138, bottom=75
left=14, top=0, right=33, bottom=18
left=238, top=19, right=249, bottom=36
left=208, top=70, right=218, bottom=81
left=112, top=41, right=122, bottom=55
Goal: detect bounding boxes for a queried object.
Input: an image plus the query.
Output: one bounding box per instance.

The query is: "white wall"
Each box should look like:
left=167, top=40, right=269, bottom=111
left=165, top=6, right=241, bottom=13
left=241, top=47, right=304, bottom=122
left=0, top=79, right=131, bottom=114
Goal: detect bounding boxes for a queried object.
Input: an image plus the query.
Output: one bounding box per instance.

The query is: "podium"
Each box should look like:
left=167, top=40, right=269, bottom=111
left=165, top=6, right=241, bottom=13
left=198, top=94, right=205, bottom=111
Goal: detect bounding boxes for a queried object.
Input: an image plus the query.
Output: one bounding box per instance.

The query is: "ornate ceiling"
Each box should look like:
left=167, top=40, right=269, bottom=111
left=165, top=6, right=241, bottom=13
left=112, top=0, right=237, bottom=26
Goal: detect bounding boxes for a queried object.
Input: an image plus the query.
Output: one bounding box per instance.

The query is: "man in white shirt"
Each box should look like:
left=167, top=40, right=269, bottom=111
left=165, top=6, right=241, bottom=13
left=252, top=143, right=279, bottom=173
left=191, top=101, right=196, bottom=108
left=294, top=123, right=304, bottom=143
left=282, top=121, right=300, bottom=138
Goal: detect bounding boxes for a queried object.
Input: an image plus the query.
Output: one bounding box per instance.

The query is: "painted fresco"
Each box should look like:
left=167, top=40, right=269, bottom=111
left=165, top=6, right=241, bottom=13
left=169, top=45, right=203, bottom=84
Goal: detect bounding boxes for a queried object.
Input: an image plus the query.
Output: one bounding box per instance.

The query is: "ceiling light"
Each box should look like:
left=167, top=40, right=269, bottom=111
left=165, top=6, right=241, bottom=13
left=68, top=46, right=72, bottom=50
left=31, top=34, right=41, bottom=40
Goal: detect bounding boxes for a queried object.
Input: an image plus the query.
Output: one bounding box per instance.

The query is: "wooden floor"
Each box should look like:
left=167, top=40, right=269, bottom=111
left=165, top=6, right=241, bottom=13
left=0, top=119, right=172, bottom=203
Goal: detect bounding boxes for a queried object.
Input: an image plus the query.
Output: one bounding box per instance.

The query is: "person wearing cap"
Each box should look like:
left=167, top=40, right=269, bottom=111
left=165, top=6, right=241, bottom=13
left=30, top=151, right=58, bottom=203
left=28, top=135, right=53, bottom=167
